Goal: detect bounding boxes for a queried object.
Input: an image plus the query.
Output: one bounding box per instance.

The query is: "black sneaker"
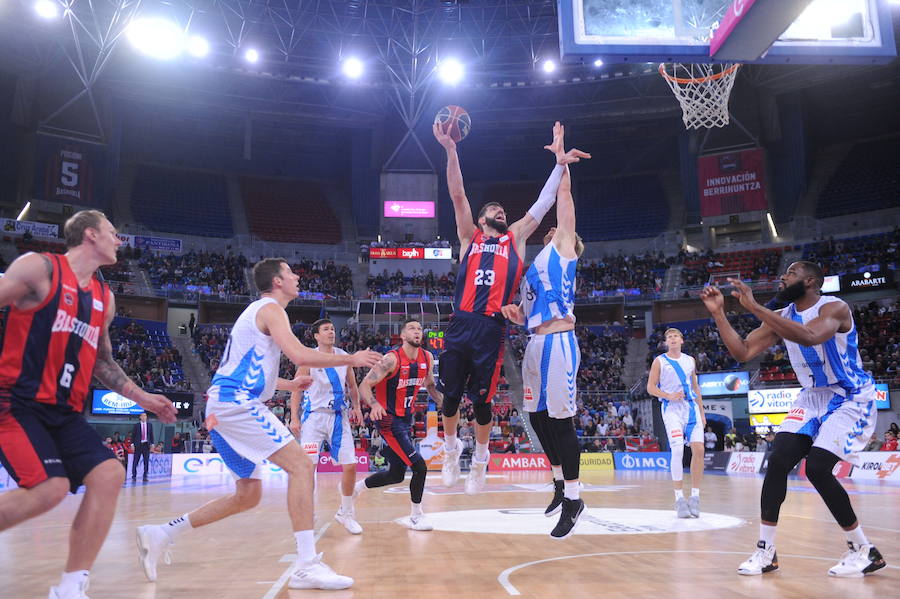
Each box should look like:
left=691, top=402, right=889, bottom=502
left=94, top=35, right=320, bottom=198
left=550, top=498, right=585, bottom=540
left=545, top=480, right=564, bottom=517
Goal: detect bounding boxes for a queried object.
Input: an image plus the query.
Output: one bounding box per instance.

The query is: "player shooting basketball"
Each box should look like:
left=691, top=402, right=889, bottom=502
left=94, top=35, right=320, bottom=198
left=432, top=120, right=588, bottom=494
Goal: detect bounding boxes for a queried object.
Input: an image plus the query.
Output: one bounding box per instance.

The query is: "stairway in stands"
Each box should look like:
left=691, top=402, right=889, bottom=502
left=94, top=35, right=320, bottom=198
left=172, top=335, right=212, bottom=394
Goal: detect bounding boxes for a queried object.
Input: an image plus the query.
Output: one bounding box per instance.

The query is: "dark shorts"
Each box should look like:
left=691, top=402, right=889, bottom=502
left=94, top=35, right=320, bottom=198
left=437, top=311, right=506, bottom=405
left=379, top=413, right=420, bottom=468
left=0, top=399, right=116, bottom=493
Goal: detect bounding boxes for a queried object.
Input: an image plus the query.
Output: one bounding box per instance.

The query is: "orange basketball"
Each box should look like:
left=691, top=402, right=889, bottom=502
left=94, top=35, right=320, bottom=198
left=434, top=105, right=471, bottom=142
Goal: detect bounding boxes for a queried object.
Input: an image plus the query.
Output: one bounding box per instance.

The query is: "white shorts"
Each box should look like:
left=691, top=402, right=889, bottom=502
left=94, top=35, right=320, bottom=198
left=778, top=384, right=877, bottom=464
left=522, top=330, right=580, bottom=419
left=300, top=410, right=356, bottom=466
left=205, top=397, right=293, bottom=479
left=661, top=399, right=704, bottom=447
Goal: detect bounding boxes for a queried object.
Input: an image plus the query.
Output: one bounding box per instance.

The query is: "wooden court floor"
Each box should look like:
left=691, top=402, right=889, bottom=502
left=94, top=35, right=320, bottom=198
left=2, top=470, right=898, bottom=598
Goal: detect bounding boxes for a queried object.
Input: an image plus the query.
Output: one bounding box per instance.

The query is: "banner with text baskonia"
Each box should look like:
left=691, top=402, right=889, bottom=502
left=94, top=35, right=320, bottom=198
left=698, top=148, right=767, bottom=217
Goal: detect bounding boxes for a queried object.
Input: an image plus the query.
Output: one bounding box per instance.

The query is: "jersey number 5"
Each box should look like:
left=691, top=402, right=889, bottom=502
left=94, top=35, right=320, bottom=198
left=474, top=269, right=495, bottom=286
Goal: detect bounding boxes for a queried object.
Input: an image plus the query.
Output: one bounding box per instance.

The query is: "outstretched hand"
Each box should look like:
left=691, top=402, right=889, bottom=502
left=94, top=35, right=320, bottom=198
left=700, top=285, right=724, bottom=314
left=728, top=277, right=760, bottom=312
left=433, top=121, right=456, bottom=151
left=543, top=121, right=590, bottom=165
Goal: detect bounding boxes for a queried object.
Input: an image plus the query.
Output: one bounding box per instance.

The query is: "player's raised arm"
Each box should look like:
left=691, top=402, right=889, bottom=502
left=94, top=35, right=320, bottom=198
left=700, top=285, right=779, bottom=363
left=433, top=122, right=475, bottom=251
left=259, top=304, right=381, bottom=369
left=358, top=352, right=396, bottom=420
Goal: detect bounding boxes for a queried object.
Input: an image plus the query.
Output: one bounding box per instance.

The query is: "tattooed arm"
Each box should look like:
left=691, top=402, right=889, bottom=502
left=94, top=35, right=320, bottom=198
left=94, top=290, right=177, bottom=423
left=357, top=352, right=396, bottom=421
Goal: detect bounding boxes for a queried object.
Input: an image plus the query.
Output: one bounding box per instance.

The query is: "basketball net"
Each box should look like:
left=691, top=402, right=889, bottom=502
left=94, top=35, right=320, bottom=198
left=659, top=63, right=740, bottom=129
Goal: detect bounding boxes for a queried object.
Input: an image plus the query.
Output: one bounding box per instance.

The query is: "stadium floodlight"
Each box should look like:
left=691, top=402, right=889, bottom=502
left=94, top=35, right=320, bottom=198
left=342, top=57, right=364, bottom=79
left=244, top=48, right=260, bottom=63
left=438, top=58, right=464, bottom=85
left=593, top=58, right=604, bottom=67
left=127, top=18, right=184, bottom=60
left=187, top=36, right=210, bottom=58
left=542, top=59, right=556, bottom=73
left=34, top=0, right=59, bottom=19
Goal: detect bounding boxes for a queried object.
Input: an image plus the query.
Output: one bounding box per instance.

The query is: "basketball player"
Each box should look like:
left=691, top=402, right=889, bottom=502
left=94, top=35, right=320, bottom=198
left=501, top=163, right=589, bottom=539
left=0, top=210, right=177, bottom=599
left=700, top=262, right=886, bottom=577
left=289, top=318, right=364, bottom=535
left=354, top=317, right=442, bottom=530
left=433, top=120, right=589, bottom=494
left=645, top=328, right=706, bottom=518
left=136, top=258, right=381, bottom=590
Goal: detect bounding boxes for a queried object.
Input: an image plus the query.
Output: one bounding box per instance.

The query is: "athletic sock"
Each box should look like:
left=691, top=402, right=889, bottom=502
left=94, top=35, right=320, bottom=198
left=411, top=501, right=424, bottom=517
left=294, top=530, right=317, bottom=562
left=58, top=570, right=89, bottom=594
left=674, top=489, right=684, bottom=500
left=551, top=465, right=563, bottom=481
left=563, top=480, right=580, bottom=501
left=759, top=523, right=776, bottom=549
left=445, top=434, right=459, bottom=452
left=691, top=488, right=700, bottom=498
left=845, top=525, right=869, bottom=548
left=354, top=479, right=369, bottom=495
left=474, top=442, right=489, bottom=462
left=164, top=513, right=192, bottom=539
left=340, top=493, right=354, bottom=513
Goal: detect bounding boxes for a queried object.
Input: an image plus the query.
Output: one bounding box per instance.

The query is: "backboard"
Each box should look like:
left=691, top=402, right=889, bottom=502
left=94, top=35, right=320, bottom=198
left=559, top=0, right=897, bottom=65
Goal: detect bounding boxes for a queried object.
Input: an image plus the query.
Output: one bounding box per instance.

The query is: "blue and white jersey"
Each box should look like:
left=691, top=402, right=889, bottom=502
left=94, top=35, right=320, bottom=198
left=520, top=242, right=577, bottom=332
left=655, top=353, right=698, bottom=404
left=208, top=298, right=281, bottom=403
left=781, top=295, right=873, bottom=395
left=303, top=347, right=349, bottom=413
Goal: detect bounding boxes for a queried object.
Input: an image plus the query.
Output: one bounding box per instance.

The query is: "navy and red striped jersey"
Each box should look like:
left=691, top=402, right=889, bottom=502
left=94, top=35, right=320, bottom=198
left=454, top=227, right=523, bottom=318
left=375, top=347, right=430, bottom=418
left=0, top=254, right=108, bottom=412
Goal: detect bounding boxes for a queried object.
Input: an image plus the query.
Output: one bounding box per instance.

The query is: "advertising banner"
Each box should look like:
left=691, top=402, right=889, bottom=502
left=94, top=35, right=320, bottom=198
left=424, top=248, right=452, bottom=260
left=703, top=399, right=735, bottom=423
left=579, top=452, right=615, bottom=471
left=697, top=371, right=749, bottom=396
left=489, top=453, right=550, bottom=471
left=748, top=387, right=801, bottom=414
left=849, top=452, right=900, bottom=480
left=91, top=389, right=193, bottom=419
left=126, top=454, right=173, bottom=479
left=749, top=412, right=788, bottom=433
left=726, top=452, right=765, bottom=475
left=34, top=135, right=106, bottom=207
left=311, top=450, right=370, bottom=473
left=840, top=269, right=895, bottom=293
left=0, top=218, right=59, bottom=238
left=698, top=148, right=767, bottom=217
left=875, top=383, right=891, bottom=410
left=612, top=452, right=671, bottom=471
left=368, top=247, right=449, bottom=260
left=133, top=235, right=182, bottom=253
left=383, top=201, right=435, bottom=218
left=702, top=451, right=732, bottom=471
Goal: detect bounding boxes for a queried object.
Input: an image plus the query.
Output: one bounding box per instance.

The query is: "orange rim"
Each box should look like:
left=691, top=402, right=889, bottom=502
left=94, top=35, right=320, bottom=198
left=658, top=63, right=741, bottom=84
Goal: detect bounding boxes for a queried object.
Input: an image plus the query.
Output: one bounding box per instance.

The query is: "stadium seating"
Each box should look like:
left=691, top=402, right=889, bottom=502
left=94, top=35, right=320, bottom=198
left=816, top=137, right=900, bottom=218
left=648, top=314, right=761, bottom=373
left=240, top=177, right=342, bottom=244
left=131, top=166, right=232, bottom=237
left=802, top=230, right=899, bottom=276
left=110, top=318, right=187, bottom=391
left=576, top=176, right=669, bottom=242
left=681, top=247, right=783, bottom=286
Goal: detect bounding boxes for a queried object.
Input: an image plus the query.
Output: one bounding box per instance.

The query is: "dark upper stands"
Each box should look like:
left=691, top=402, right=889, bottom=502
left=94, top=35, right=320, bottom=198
left=816, top=137, right=900, bottom=218
left=241, top=177, right=342, bottom=244
left=576, top=176, right=669, bottom=242
left=131, top=166, right=232, bottom=237
left=480, top=181, right=555, bottom=244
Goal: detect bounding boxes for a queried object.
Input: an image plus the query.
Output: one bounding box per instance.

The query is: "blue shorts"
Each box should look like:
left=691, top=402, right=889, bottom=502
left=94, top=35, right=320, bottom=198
left=379, top=413, right=420, bottom=468
left=437, top=311, right=506, bottom=404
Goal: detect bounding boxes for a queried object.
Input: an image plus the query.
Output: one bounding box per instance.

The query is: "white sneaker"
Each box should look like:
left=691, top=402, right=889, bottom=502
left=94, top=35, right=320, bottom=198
left=737, top=541, right=779, bottom=575
left=136, top=524, right=173, bottom=582
left=335, top=508, right=363, bottom=535
left=289, top=553, right=354, bottom=590
left=441, top=441, right=462, bottom=486
left=48, top=579, right=89, bottom=599
left=465, top=456, right=488, bottom=495
left=406, top=514, right=434, bottom=531
left=828, top=542, right=886, bottom=578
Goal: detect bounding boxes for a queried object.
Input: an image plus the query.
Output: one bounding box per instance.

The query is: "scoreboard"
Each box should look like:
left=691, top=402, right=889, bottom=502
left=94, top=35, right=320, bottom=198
left=426, top=330, right=444, bottom=352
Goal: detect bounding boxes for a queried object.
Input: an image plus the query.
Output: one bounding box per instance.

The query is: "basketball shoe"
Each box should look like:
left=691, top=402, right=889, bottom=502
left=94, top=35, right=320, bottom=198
left=48, top=579, right=89, bottom=599
left=289, top=554, right=353, bottom=590
left=465, top=456, right=488, bottom=495
left=406, top=514, right=435, bottom=531
left=675, top=497, right=691, bottom=519
left=545, top=480, right=564, bottom=517
left=687, top=495, right=700, bottom=518
left=334, top=508, right=363, bottom=535
left=550, top=498, right=585, bottom=540
left=828, top=542, right=886, bottom=577
left=442, top=440, right=462, bottom=486
left=737, top=541, right=778, bottom=575
left=136, top=524, right=174, bottom=582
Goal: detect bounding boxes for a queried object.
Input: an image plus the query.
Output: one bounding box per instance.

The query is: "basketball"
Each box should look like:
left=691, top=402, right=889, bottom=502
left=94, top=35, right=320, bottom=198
left=434, top=105, right=471, bottom=142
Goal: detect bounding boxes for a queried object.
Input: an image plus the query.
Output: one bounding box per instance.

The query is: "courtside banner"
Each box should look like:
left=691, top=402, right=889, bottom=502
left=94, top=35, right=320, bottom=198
left=703, top=451, right=731, bottom=471
left=489, top=453, right=550, bottom=471
left=312, top=450, right=370, bottom=473
left=126, top=454, right=173, bottom=479
left=726, top=452, right=765, bottom=475
left=698, top=148, right=767, bottom=217
left=613, top=452, right=671, bottom=471
left=579, top=452, right=614, bottom=471
left=748, top=387, right=801, bottom=414
left=849, top=452, right=900, bottom=481
left=172, top=453, right=284, bottom=476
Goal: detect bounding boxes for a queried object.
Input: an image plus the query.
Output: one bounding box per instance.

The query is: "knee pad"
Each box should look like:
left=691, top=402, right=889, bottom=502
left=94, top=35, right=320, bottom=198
left=410, top=456, right=427, bottom=476
left=442, top=395, right=461, bottom=419
left=473, top=401, right=493, bottom=426
left=670, top=442, right=685, bottom=481
left=805, top=447, right=839, bottom=483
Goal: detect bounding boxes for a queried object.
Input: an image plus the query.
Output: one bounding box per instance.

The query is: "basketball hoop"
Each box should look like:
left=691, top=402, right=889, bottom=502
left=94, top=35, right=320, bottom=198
left=659, top=63, right=741, bottom=130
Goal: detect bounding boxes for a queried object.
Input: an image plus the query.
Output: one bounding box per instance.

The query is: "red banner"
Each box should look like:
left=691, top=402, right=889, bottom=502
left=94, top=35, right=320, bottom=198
left=698, top=148, right=767, bottom=217
left=369, top=247, right=425, bottom=260
left=488, top=453, right=549, bottom=471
